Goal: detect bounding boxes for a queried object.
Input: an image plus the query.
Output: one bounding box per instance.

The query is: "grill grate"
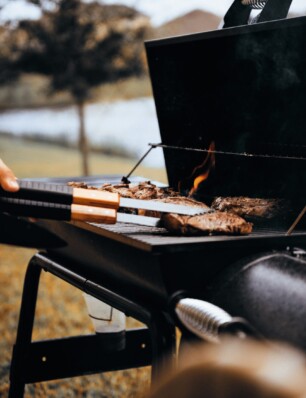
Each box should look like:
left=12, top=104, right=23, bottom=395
left=93, top=222, right=303, bottom=236
left=78, top=221, right=306, bottom=254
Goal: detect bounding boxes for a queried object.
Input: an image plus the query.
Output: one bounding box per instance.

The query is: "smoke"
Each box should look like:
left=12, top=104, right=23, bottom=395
left=235, top=29, right=301, bottom=92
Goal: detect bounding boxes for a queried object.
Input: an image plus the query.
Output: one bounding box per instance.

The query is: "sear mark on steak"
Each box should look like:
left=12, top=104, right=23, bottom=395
left=162, top=211, right=253, bottom=236
left=211, top=197, right=285, bottom=219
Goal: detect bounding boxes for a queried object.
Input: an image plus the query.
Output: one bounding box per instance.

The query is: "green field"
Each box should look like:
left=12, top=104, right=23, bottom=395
left=0, top=135, right=167, bottom=182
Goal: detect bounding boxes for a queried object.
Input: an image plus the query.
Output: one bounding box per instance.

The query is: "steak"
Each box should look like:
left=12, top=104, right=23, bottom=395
left=68, top=181, right=252, bottom=235
left=211, top=197, right=285, bottom=219
left=162, top=211, right=253, bottom=236
left=138, top=197, right=252, bottom=235
left=68, top=181, right=178, bottom=200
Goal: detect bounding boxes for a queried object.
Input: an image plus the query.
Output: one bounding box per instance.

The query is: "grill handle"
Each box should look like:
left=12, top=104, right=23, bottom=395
left=223, top=0, right=293, bottom=28
left=174, top=297, right=259, bottom=343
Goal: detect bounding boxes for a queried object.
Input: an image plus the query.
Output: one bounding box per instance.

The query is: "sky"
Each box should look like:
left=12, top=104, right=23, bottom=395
left=1, top=0, right=306, bottom=26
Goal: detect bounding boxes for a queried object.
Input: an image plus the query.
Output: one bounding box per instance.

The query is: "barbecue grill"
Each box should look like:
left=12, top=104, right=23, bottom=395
left=8, top=14, right=306, bottom=398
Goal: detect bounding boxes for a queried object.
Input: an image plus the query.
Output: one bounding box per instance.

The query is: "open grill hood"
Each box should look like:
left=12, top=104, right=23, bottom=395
left=145, top=17, right=306, bottom=203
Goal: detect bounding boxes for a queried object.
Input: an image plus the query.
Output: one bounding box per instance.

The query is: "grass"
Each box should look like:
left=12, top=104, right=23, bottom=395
left=0, top=135, right=167, bottom=397
left=0, top=135, right=167, bottom=183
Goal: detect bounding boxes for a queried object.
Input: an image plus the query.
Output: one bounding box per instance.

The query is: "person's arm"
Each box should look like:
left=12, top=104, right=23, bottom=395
left=0, top=158, right=19, bottom=192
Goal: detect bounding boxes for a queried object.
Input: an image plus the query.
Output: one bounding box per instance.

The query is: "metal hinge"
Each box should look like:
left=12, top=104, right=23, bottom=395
left=286, top=247, right=306, bottom=259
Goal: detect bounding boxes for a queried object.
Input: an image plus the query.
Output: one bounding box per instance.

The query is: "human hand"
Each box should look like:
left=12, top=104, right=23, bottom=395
left=0, top=158, right=19, bottom=192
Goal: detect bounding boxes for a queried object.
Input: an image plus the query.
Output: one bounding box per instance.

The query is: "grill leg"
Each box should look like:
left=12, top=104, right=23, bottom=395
left=9, top=256, right=42, bottom=398
left=8, top=252, right=177, bottom=395
left=150, top=312, right=176, bottom=382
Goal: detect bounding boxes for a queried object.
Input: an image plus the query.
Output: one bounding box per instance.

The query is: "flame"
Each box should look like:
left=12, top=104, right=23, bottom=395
left=188, top=141, right=215, bottom=196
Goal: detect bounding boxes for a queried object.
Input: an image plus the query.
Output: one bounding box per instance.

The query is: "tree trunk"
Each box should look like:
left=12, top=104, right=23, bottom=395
left=77, top=101, right=89, bottom=176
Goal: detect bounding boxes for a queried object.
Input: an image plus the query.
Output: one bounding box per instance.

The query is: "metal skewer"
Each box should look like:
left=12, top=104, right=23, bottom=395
left=150, top=143, right=306, bottom=162
left=121, top=144, right=159, bottom=183
left=286, top=205, right=306, bottom=236
left=121, top=141, right=306, bottom=183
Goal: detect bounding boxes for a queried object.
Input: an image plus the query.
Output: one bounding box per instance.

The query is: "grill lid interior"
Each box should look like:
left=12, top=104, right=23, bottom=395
left=146, top=17, right=306, bottom=202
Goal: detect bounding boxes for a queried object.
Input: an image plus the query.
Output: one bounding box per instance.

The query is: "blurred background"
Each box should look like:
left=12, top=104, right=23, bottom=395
left=0, top=0, right=227, bottom=182
left=1, top=0, right=305, bottom=181
left=0, top=0, right=306, bottom=396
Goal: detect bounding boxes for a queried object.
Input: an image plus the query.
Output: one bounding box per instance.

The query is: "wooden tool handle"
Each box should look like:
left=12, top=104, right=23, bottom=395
left=71, top=204, right=117, bottom=224
left=72, top=188, right=120, bottom=209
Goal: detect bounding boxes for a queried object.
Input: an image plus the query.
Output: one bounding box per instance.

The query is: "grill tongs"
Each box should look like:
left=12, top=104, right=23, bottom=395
left=0, top=180, right=208, bottom=227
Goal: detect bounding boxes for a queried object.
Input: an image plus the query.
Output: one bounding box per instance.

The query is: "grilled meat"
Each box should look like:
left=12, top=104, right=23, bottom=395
left=67, top=181, right=89, bottom=189
left=138, top=196, right=252, bottom=235
left=68, top=181, right=252, bottom=235
left=211, top=197, right=284, bottom=219
left=162, top=211, right=253, bottom=236
left=68, top=181, right=178, bottom=200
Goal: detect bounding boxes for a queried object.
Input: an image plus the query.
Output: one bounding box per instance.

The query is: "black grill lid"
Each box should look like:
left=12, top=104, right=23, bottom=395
left=145, top=17, right=306, bottom=201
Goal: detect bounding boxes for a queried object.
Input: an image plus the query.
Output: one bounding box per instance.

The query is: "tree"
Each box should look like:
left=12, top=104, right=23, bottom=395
left=17, top=0, right=151, bottom=175
left=0, top=27, right=20, bottom=86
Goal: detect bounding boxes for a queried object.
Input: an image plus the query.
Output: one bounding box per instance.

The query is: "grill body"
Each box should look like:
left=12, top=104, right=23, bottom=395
left=29, top=18, right=306, bottom=350
left=38, top=182, right=306, bottom=311
left=206, top=251, right=306, bottom=350
left=39, top=209, right=306, bottom=351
